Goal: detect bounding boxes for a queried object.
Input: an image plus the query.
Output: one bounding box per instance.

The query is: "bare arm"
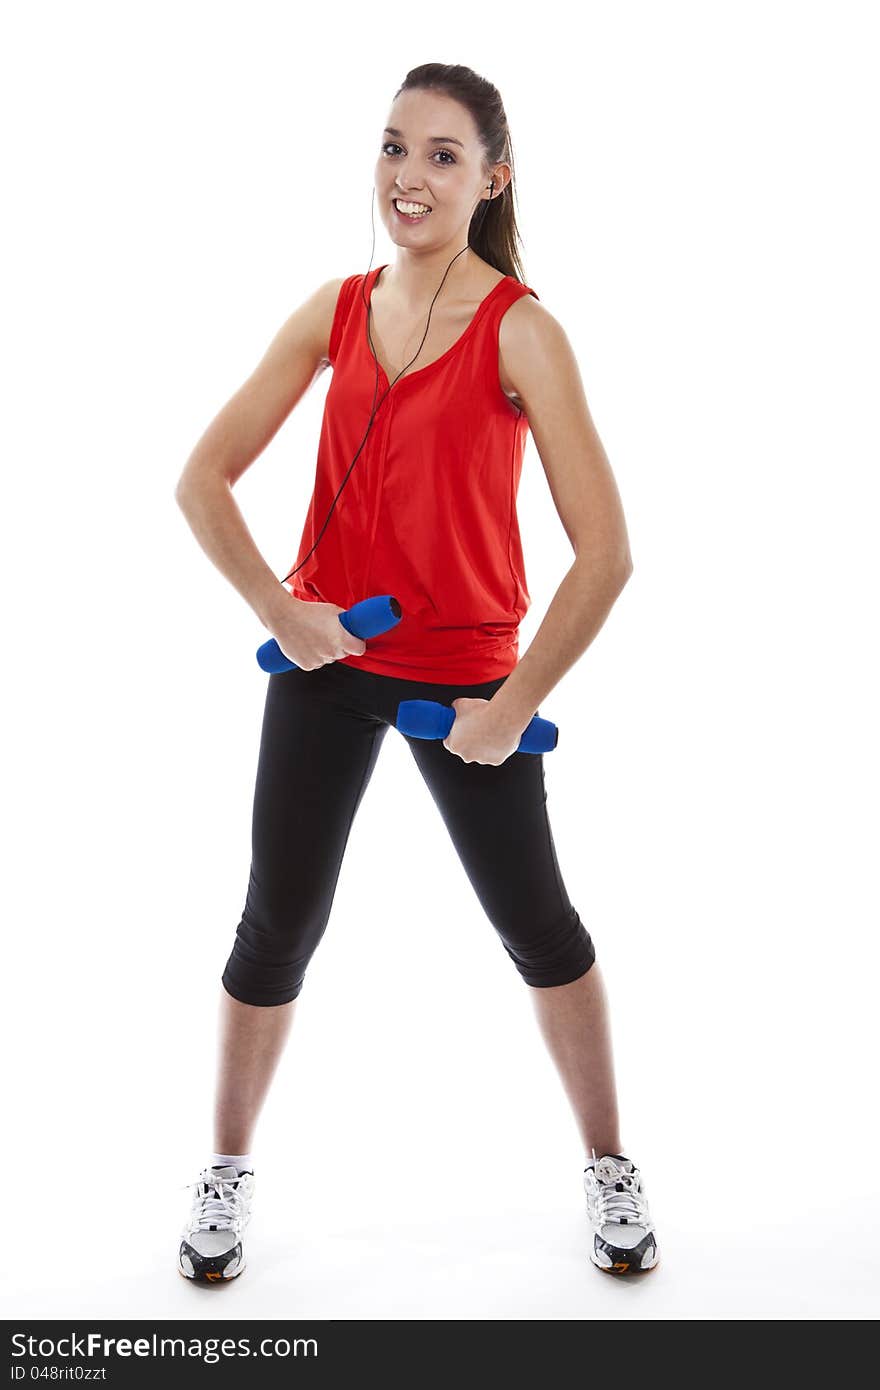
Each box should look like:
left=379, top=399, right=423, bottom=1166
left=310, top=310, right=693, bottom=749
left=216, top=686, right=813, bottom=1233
left=174, top=276, right=345, bottom=629
left=489, top=296, right=634, bottom=733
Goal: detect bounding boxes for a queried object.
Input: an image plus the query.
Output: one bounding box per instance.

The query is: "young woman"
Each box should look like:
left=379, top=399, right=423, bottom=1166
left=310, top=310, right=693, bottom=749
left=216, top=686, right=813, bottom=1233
left=174, top=63, right=659, bottom=1283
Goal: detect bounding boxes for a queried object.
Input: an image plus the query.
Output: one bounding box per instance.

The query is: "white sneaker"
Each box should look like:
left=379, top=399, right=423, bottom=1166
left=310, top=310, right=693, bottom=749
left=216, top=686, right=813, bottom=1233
left=177, top=1165, right=255, bottom=1282
left=584, top=1152, right=659, bottom=1274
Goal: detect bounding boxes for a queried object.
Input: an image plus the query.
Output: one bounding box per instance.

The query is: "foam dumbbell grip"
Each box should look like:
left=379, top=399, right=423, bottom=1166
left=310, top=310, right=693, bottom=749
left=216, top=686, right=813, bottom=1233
left=396, top=700, right=558, bottom=754
left=257, top=595, right=402, bottom=673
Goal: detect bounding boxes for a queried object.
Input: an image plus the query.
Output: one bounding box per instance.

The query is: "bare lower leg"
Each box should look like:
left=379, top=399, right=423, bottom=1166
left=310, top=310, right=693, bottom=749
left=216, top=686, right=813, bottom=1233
left=528, top=961, right=623, bottom=1160
left=213, top=986, right=297, bottom=1155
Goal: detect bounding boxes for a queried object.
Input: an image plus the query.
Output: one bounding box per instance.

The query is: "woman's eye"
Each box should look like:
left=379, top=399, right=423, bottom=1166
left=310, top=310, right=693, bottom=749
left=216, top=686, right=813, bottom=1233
left=380, top=142, right=455, bottom=165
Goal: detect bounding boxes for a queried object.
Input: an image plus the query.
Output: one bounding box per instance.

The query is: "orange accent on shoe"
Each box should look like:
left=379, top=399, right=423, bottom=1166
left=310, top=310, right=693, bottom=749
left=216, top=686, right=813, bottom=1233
left=595, top=1256, right=659, bottom=1275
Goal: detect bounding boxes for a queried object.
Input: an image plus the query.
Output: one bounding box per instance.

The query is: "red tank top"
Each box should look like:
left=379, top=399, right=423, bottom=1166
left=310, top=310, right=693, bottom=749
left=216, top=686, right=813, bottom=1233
left=287, top=263, right=540, bottom=683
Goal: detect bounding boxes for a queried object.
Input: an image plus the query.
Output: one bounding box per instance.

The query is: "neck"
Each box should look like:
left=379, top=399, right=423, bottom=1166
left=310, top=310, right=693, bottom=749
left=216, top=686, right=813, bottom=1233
left=379, top=245, right=474, bottom=306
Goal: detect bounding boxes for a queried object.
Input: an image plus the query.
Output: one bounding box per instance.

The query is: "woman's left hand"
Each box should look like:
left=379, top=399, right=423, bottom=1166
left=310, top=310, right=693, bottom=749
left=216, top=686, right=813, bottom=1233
left=441, top=698, right=527, bottom=766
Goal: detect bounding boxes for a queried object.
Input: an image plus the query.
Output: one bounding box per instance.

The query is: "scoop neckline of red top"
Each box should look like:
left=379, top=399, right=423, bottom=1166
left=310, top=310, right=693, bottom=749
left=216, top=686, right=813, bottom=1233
left=363, top=262, right=512, bottom=387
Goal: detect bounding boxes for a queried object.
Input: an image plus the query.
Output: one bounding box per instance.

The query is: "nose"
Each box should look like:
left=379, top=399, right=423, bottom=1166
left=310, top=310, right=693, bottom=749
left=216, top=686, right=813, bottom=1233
left=393, top=163, right=425, bottom=196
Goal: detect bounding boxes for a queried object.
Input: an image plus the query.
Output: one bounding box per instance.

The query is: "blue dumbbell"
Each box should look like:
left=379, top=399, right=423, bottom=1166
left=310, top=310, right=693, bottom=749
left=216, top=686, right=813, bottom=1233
left=256, top=595, right=402, bottom=673
left=396, top=700, right=558, bottom=754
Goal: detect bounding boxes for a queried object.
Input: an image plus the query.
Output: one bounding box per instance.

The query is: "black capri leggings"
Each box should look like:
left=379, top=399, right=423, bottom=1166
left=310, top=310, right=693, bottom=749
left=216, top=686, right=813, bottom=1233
left=221, top=660, right=596, bottom=1007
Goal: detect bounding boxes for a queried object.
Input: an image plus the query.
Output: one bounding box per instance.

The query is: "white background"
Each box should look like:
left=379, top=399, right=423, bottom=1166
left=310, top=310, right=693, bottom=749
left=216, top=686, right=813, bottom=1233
left=3, top=0, right=878, bottom=1321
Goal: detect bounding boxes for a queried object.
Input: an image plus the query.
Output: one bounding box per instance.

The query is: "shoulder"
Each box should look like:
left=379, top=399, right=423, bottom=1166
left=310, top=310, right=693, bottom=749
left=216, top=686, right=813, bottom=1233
left=304, top=274, right=363, bottom=366
left=262, top=275, right=364, bottom=375
left=498, top=288, right=571, bottom=409
left=304, top=274, right=352, bottom=316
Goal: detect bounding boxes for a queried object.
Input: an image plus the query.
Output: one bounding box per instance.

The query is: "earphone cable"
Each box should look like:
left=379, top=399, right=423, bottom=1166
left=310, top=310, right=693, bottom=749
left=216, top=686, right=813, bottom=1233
left=279, top=179, right=496, bottom=588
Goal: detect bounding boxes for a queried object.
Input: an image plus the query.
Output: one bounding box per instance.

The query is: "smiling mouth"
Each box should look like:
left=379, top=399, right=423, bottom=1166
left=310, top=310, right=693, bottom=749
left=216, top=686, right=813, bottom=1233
left=393, top=197, right=433, bottom=217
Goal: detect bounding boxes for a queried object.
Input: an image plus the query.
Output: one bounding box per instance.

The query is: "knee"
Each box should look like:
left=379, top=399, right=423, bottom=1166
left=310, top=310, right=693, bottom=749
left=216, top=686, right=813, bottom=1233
left=501, top=904, right=596, bottom=989
left=220, top=903, right=327, bottom=1007
left=221, top=968, right=304, bottom=1007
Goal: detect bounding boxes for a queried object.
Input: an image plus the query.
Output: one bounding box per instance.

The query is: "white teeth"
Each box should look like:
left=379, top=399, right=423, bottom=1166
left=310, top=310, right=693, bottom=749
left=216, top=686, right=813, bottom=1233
left=395, top=199, right=431, bottom=216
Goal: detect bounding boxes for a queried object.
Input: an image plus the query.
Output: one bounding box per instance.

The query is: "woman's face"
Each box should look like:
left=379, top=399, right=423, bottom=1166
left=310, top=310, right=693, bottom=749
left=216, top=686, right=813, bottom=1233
left=375, top=89, right=502, bottom=248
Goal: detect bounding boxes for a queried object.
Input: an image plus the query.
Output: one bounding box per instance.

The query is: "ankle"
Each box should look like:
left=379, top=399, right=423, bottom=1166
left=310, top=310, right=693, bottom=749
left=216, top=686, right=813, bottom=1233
left=210, top=1150, right=254, bottom=1172
left=584, top=1145, right=627, bottom=1166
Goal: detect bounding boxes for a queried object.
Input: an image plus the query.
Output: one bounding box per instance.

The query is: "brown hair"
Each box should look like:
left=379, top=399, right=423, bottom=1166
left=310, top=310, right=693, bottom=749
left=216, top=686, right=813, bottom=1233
left=392, top=63, right=527, bottom=284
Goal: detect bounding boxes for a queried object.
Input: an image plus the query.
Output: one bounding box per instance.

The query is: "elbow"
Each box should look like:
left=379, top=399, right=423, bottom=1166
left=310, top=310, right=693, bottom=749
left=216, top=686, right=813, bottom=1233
left=176, top=460, right=234, bottom=504
left=570, top=527, right=633, bottom=590
left=174, top=474, right=206, bottom=510
left=612, top=536, right=634, bottom=586
left=612, top=559, right=633, bottom=596
left=174, top=464, right=211, bottom=507
left=572, top=547, right=633, bottom=587
left=174, top=461, right=195, bottom=506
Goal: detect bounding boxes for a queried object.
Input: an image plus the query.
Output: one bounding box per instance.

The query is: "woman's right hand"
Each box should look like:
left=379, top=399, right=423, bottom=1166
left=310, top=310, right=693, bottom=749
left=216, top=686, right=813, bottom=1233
left=268, top=595, right=367, bottom=670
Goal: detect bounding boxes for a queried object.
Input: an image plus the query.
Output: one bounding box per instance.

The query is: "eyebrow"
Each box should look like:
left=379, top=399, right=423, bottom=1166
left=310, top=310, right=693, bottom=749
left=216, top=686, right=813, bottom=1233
left=383, top=126, right=465, bottom=149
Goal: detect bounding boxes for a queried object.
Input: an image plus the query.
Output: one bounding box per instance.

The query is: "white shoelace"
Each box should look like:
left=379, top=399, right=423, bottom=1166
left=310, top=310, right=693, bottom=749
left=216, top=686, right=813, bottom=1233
left=591, top=1159, right=648, bottom=1224
left=184, top=1172, right=249, bottom=1232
